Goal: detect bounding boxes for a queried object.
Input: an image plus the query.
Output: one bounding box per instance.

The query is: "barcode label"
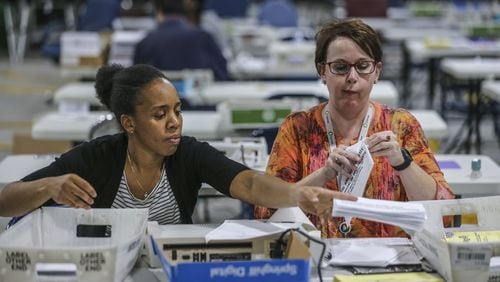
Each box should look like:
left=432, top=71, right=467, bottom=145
left=452, top=246, right=491, bottom=269
left=457, top=252, right=486, bottom=260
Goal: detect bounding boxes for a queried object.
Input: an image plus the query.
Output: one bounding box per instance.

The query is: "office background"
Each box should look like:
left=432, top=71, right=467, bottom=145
left=0, top=0, right=499, bottom=224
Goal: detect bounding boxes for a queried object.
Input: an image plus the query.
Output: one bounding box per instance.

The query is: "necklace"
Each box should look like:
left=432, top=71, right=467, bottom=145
left=126, top=149, right=149, bottom=199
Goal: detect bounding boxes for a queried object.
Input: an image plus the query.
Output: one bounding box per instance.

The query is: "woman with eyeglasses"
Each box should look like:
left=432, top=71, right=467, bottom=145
left=255, top=19, right=454, bottom=238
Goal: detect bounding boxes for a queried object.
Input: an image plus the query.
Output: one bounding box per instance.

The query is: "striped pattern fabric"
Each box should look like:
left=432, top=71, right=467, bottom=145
left=112, top=165, right=181, bottom=225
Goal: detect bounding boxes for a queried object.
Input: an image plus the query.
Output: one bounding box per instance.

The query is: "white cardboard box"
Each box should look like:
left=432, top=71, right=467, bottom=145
left=0, top=207, right=148, bottom=282
left=413, top=196, right=500, bottom=282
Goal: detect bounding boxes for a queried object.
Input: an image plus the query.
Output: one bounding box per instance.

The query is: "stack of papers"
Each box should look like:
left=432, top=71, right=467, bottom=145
left=205, top=220, right=301, bottom=242
left=328, top=237, right=421, bottom=267
left=334, top=272, right=443, bottom=282
left=332, top=197, right=427, bottom=235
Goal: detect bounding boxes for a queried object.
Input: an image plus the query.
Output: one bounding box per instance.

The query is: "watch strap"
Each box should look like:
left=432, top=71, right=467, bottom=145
left=392, top=148, right=412, bottom=171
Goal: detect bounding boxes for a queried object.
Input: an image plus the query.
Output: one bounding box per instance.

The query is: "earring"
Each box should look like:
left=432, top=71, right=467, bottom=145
left=130, top=129, right=134, bottom=135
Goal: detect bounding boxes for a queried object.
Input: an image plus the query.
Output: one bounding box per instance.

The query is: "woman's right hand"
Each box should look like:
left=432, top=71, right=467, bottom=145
left=295, top=185, right=357, bottom=221
left=46, top=174, right=96, bottom=209
left=324, top=145, right=361, bottom=180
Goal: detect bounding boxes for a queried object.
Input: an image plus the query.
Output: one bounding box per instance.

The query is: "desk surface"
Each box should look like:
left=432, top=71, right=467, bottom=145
left=440, top=58, right=500, bottom=80
left=196, top=80, right=398, bottom=107
left=53, top=82, right=99, bottom=105
left=405, top=38, right=500, bottom=61
left=435, top=154, right=500, bottom=197
left=0, top=154, right=56, bottom=186
left=31, top=107, right=445, bottom=142
left=481, top=80, right=500, bottom=102
left=31, top=111, right=224, bottom=141
left=410, top=110, right=448, bottom=139
left=383, top=27, right=462, bottom=42
left=32, top=111, right=108, bottom=141
left=53, top=80, right=399, bottom=108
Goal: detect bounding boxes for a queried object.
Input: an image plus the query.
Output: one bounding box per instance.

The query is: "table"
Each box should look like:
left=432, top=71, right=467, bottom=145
left=53, top=80, right=399, bottom=108
left=196, top=80, right=398, bottom=107
left=53, top=82, right=100, bottom=105
left=435, top=154, right=500, bottom=197
left=440, top=58, right=500, bottom=153
left=482, top=80, right=500, bottom=102
left=411, top=109, right=448, bottom=139
left=0, top=154, right=56, bottom=187
left=0, top=154, right=57, bottom=231
left=31, top=111, right=224, bottom=141
left=402, top=38, right=500, bottom=108
left=482, top=80, right=500, bottom=142
left=31, top=107, right=444, bottom=144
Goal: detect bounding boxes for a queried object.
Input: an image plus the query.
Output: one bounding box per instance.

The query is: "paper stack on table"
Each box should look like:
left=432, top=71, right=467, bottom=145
left=332, top=197, right=427, bottom=235
left=328, top=237, right=421, bottom=267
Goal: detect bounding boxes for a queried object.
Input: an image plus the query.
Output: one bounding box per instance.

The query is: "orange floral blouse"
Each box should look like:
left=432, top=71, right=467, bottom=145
left=254, top=101, right=455, bottom=238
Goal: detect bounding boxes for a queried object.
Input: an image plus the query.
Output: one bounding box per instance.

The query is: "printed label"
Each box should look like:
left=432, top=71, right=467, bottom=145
left=80, top=252, right=106, bottom=271
left=5, top=251, right=31, bottom=271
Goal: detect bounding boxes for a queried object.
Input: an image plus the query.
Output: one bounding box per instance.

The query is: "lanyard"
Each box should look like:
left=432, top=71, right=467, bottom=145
left=322, top=103, right=374, bottom=151
left=321, top=103, right=374, bottom=237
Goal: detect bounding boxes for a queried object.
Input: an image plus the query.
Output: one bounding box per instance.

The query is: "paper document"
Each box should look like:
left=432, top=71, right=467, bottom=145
left=332, top=197, right=427, bottom=234
left=269, top=207, right=316, bottom=231
left=334, top=272, right=443, bottom=282
left=328, top=237, right=421, bottom=267
left=339, top=141, right=373, bottom=196
left=205, top=220, right=301, bottom=242
left=444, top=230, right=500, bottom=243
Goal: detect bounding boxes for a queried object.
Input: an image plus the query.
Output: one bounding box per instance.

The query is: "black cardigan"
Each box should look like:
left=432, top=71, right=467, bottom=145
left=22, top=134, right=248, bottom=223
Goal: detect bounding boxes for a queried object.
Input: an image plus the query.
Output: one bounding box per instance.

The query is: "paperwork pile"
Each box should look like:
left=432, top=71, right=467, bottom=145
left=332, top=197, right=427, bottom=234
left=327, top=237, right=421, bottom=267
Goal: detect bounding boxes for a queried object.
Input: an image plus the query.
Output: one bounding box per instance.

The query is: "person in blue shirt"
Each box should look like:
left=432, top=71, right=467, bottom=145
left=133, top=0, right=230, bottom=81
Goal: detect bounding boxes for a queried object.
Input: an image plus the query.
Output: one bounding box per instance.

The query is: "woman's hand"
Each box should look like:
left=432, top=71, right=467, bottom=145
left=324, top=145, right=361, bottom=180
left=46, top=174, right=96, bottom=209
left=365, top=131, right=404, bottom=166
left=294, top=185, right=357, bottom=221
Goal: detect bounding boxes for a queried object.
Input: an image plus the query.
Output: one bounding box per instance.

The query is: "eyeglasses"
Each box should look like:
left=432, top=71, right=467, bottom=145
left=324, top=60, right=376, bottom=75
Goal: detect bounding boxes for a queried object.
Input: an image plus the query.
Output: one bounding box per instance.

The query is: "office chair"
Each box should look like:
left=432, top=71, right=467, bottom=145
left=88, top=114, right=121, bottom=140
left=267, top=93, right=327, bottom=103
left=345, top=0, right=389, bottom=18
left=77, top=0, right=121, bottom=31
left=250, top=127, right=279, bottom=154
left=258, top=0, right=298, bottom=28
left=204, top=0, right=250, bottom=19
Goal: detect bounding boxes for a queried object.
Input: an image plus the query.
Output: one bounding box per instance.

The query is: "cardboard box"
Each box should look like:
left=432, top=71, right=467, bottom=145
left=0, top=207, right=148, bottom=282
left=413, top=196, right=500, bottom=282
left=60, top=31, right=111, bottom=68
left=12, top=133, right=72, bottom=154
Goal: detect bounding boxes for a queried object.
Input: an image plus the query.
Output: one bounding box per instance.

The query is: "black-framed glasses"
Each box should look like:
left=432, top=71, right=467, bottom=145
left=324, top=60, right=376, bottom=75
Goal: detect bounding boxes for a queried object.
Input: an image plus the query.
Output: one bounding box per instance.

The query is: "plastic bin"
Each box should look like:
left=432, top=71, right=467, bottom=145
left=413, top=196, right=500, bottom=282
left=0, top=207, right=148, bottom=282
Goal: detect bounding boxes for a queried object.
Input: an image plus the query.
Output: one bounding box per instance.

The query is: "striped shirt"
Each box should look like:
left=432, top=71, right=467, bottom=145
left=111, top=164, right=182, bottom=225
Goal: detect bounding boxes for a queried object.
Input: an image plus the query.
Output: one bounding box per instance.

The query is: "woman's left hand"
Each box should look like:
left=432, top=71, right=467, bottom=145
left=365, top=130, right=404, bottom=167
